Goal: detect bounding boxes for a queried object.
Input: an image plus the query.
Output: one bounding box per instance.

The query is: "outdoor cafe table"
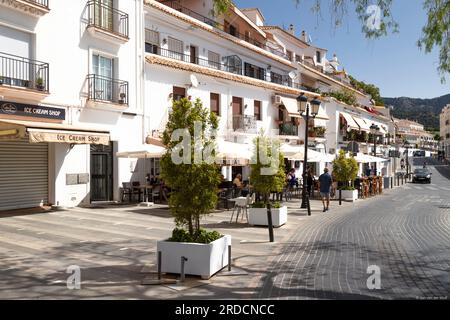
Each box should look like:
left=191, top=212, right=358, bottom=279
left=133, top=185, right=154, bottom=202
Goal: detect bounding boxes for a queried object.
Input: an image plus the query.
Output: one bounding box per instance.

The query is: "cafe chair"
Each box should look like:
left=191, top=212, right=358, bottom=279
left=121, top=182, right=132, bottom=202
left=131, top=181, right=142, bottom=202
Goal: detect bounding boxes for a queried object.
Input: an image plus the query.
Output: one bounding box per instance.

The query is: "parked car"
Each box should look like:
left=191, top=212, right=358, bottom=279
left=412, top=168, right=432, bottom=183
left=413, top=150, right=426, bottom=157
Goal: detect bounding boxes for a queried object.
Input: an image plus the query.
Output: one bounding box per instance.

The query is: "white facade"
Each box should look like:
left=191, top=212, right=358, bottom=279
left=440, top=104, right=450, bottom=158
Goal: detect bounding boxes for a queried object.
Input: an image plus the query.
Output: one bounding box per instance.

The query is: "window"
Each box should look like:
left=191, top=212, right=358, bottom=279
left=316, top=51, right=322, bottom=63
left=189, top=45, right=197, bottom=64
left=244, top=62, right=265, bottom=80
left=254, top=100, right=261, bottom=120
left=208, top=51, right=220, bottom=69
left=145, top=29, right=159, bottom=54
left=210, top=93, right=220, bottom=115
left=286, top=50, right=293, bottom=61
left=295, top=54, right=301, bottom=62
left=270, top=72, right=283, bottom=85
left=244, top=30, right=251, bottom=42
left=173, top=86, right=186, bottom=101
left=168, top=37, right=183, bottom=61
left=446, top=120, right=449, bottom=125
left=93, top=54, right=113, bottom=101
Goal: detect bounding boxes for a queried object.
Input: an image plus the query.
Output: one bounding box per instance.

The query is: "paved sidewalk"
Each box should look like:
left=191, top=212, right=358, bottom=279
left=0, top=185, right=406, bottom=299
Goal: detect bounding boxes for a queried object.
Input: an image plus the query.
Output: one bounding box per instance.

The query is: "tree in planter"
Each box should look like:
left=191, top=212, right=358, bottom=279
left=249, top=135, right=285, bottom=205
left=160, top=97, right=222, bottom=242
left=35, top=77, right=45, bottom=90
left=332, top=150, right=359, bottom=190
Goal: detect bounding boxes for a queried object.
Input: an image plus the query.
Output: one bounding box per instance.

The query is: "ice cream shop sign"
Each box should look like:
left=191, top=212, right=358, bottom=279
left=0, top=100, right=65, bottom=120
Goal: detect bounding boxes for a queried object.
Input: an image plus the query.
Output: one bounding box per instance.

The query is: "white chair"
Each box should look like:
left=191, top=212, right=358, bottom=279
left=230, top=196, right=248, bottom=223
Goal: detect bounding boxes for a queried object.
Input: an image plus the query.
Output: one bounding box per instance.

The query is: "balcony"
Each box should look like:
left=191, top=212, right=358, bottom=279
left=85, top=0, right=129, bottom=43
left=279, top=123, right=298, bottom=137
left=159, top=1, right=288, bottom=60
left=232, top=115, right=257, bottom=133
left=86, top=74, right=128, bottom=109
left=0, top=52, right=49, bottom=100
left=0, top=0, right=50, bottom=16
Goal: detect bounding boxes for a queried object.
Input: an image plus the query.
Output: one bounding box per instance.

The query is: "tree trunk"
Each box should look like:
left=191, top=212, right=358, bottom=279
left=188, top=218, right=193, bottom=236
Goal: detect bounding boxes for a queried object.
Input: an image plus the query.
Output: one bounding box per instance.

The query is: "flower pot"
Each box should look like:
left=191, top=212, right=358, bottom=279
left=156, top=235, right=231, bottom=279
left=248, top=206, right=287, bottom=227
left=339, top=189, right=358, bottom=202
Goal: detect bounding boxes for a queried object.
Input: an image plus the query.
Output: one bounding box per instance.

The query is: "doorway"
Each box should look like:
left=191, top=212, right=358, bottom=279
left=90, top=143, right=113, bottom=202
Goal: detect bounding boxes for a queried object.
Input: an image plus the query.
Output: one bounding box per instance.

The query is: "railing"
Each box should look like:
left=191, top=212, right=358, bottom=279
left=86, top=0, right=129, bottom=39
left=159, top=1, right=288, bottom=60
left=146, top=44, right=319, bottom=93
left=146, top=45, right=243, bottom=75
left=86, top=74, right=128, bottom=105
left=24, top=0, right=49, bottom=8
left=0, top=51, right=49, bottom=92
left=279, top=123, right=298, bottom=136
left=244, top=67, right=266, bottom=81
left=233, top=115, right=257, bottom=133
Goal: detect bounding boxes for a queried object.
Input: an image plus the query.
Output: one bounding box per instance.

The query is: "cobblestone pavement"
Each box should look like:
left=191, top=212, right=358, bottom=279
left=0, top=158, right=449, bottom=299
left=258, top=158, right=450, bottom=300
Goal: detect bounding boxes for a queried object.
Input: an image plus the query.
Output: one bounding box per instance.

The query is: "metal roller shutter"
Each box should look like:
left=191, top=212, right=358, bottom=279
left=0, top=140, right=48, bottom=211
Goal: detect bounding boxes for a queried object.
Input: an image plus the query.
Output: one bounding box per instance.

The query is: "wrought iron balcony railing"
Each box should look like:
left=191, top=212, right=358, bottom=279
left=86, top=74, right=128, bottom=105
left=86, top=0, right=129, bottom=39
left=159, top=1, right=288, bottom=60
left=0, top=51, right=49, bottom=92
left=24, top=0, right=49, bottom=8
left=233, top=115, right=257, bottom=133
left=279, top=123, right=298, bottom=136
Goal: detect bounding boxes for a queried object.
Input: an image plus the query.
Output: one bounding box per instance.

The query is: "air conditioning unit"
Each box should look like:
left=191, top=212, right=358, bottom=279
left=272, top=95, right=282, bottom=105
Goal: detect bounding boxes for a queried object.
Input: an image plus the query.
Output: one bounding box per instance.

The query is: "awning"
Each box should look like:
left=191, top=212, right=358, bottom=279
left=351, top=153, right=388, bottom=163
left=340, top=112, right=359, bottom=131
left=0, top=118, right=110, bottom=145
left=352, top=117, right=371, bottom=132
left=216, top=140, right=252, bottom=161
left=378, top=125, right=387, bottom=134
left=281, top=144, right=334, bottom=162
left=280, top=97, right=301, bottom=118
left=116, top=144, right=166, bottom=158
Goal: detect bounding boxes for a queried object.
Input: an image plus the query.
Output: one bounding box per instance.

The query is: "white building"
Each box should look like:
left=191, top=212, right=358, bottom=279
left=440, top=104, right=450, bottom=158
left=0, top=0, right=145, bottom=211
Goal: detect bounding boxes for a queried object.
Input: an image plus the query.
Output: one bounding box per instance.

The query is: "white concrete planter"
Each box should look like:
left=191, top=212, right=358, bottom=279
left=340, top=189, right=358, bottom=202
left=248, top=206, right=287, bottom=227
left=156, top=235, right=231, bottom=279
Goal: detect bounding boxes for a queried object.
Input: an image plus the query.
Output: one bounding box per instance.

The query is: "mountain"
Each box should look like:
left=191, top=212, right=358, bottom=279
left=382, top=94, right=450, bottom=131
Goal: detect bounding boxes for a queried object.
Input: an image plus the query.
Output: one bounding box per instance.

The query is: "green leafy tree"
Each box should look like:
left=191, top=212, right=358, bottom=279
left=332, top=150, right=359, bottom=189
left=161, top=98, right=221, bottom=237
left=249, top=135, right=286, bottom=204
left=323, top=89, right=357, bottom=106
left=349, top=75, right=384, bottom=106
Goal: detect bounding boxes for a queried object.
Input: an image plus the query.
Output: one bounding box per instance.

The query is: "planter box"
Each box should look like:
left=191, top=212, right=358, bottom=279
left=340, top=189, right=358, bottom=202
left=248, top=206, right=287, bottom=227
left=157, top=235, right=231, bottom=279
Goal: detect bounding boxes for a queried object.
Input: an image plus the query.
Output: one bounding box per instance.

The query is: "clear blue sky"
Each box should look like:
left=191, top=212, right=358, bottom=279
left=234, top=0, right=450, bottom=99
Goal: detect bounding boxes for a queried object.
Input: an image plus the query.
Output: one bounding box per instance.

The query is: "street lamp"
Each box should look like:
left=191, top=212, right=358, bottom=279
left=403, top=140, right=411, bottom=178
left=370, top=123, right=380, bottom=156
left=297, top=94, right=321, bottom=211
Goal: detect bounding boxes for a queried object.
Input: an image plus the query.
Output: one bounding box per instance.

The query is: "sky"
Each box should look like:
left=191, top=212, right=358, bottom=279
left=234, top=0, right=450, bottom=99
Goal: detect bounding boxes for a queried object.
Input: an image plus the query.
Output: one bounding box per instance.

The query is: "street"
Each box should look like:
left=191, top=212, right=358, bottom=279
left=0, top=158, right=449, bottom=300
left=259, top=157, right=450, bottom=299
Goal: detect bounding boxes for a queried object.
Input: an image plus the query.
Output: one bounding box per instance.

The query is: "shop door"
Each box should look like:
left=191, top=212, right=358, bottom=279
left=90, top=144, right=113, bottom=201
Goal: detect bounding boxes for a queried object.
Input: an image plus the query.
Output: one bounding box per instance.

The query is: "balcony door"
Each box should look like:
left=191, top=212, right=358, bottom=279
left=93, top=54, right=113, bottom=101
left=94, top=0, right=113, bottom=31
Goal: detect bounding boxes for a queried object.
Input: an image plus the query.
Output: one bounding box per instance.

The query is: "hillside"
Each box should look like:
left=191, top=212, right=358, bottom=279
left=382, top=94, right=450, bottom=131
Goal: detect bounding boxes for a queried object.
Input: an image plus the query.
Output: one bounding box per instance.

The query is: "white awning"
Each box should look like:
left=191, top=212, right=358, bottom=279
left=216, top=140, right=252, bottom=160
left=352, top=153, right=388, bottom=163
left=281, top=144, right=334, bottom=162
left=340, top=112, right=359, bottom=131
left=378, top=125, right=387, bottom=134
left=116, top=144, right=166, bottom=158
left=352, top=117, right=371, bottom=132
left=280, top=97, right=301, bottom=118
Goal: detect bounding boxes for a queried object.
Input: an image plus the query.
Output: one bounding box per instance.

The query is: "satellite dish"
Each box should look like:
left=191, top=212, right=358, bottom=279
left=190, top=74, right=199, bottom=88
left=288, top=71, right=297, bottom=80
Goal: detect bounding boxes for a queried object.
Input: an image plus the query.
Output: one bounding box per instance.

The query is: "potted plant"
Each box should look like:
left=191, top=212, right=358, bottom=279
left=248, top=135, right=287, bottom=227
left=332, top=150, right=359, bottom=202
left=118, top=92, right=126, bottom=104
left=35, top=77, right=45, bottom=91
left=158, top=97, right=230, bottom=279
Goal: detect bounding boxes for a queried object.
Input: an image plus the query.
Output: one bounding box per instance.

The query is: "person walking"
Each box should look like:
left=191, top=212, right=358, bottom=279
left=318, top=167, right=333, bottom=212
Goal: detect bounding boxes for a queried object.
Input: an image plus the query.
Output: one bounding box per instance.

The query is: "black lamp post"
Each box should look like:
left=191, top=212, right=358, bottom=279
left=297, top=94, right=321, bottom=210
left=370, top=123, right=380, bottom=157
left=404, top=140, right=411, bottom=177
